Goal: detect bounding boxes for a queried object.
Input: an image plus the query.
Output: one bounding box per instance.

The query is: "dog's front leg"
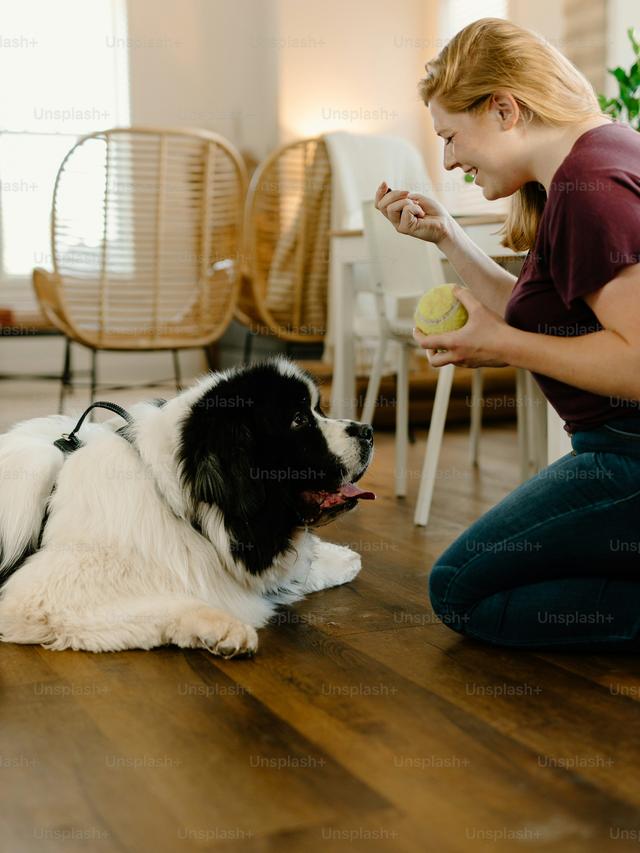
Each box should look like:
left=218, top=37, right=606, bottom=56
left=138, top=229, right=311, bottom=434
left=166, top=598, right=259, bottom=658
left=295, top=535, right=362, bottom=593
left=13, top=594, right=259, bottom=657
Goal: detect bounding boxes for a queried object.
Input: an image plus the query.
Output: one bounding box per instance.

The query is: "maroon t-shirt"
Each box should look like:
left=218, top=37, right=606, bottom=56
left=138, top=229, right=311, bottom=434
left=504, top=122, right=640, bottom=433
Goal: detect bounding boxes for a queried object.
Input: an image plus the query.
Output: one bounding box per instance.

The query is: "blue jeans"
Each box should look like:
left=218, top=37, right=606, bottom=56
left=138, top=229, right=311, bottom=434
left=429, top=414, right=640, bottom=650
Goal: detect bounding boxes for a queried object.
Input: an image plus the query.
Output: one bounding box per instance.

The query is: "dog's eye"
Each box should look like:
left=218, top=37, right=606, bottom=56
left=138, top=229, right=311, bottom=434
left=291, top=412, right=309, bottom=429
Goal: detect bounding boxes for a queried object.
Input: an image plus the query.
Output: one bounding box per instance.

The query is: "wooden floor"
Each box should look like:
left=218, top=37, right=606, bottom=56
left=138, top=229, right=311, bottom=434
left=2, top=380, right=640, bottom=852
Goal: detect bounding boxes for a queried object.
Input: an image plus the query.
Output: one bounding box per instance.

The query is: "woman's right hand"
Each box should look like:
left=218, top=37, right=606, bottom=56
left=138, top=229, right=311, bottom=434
left=374, top=181, right=453, bottom=246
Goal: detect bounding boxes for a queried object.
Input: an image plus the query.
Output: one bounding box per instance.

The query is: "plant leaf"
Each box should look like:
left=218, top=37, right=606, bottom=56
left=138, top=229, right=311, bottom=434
left=612, top=66, right=631, bottom=87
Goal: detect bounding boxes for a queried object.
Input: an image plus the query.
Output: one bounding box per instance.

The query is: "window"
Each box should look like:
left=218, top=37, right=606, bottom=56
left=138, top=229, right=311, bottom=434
left=436, top=0, right=509, bottom=215
left=0, top=0, right=129, bottom=313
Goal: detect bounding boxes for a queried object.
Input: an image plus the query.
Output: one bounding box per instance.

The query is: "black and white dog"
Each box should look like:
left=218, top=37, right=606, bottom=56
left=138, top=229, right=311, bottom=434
left=0, top=357, right=374, bottom=657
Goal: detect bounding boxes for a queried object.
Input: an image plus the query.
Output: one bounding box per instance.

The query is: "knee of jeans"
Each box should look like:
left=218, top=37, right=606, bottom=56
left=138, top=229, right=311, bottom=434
left=429, top=561, right=459, bottom=619
left=429, top=562, right=474, bottom=635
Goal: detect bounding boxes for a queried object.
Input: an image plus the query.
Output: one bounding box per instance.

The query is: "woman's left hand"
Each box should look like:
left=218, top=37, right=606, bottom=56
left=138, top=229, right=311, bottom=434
left=413, top=285, right=512, bottom=368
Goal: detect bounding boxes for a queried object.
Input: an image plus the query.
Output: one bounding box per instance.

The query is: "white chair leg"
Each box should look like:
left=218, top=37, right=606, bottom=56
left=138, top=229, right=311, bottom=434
left=469, top=367, right=484, bottom=467
left=516, top=368, right=530, bottom=482
left=527, top=372, right=548, bottom=474
left=361, top=336, right=389, bottom=425
left=395, top=342, right=410, bottom=497
left=414, top=363, right=455, bottom=527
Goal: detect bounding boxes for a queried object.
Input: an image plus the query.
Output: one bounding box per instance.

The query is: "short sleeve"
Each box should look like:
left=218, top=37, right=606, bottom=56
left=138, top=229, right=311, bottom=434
left=548, top=170, right=640, bottom=309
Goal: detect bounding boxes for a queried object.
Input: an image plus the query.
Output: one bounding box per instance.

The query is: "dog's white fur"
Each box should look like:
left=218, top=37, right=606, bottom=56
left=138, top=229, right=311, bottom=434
left=0, top=366, right=364, bottom=657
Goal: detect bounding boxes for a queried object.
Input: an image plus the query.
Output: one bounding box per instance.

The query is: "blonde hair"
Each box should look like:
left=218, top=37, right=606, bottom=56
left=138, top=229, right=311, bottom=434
left=418, top=18, right=608, bottom=251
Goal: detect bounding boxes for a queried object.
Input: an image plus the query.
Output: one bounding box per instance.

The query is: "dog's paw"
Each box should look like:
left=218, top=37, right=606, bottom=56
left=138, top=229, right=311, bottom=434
left=305, top=541, right=362, bottom=591
left=175, top=606, right=258, bottom=658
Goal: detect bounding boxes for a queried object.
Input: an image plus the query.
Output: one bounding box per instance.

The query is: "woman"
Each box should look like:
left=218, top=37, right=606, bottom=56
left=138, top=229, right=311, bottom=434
left=375, top=18, right=640, bottom=650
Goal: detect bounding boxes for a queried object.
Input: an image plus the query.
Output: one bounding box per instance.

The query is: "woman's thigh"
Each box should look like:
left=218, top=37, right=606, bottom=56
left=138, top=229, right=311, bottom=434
left=429, top=448, right=640, bottom=617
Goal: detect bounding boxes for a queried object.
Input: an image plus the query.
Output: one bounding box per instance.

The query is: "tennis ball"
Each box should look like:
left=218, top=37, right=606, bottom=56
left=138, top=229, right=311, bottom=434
left=414, top=283, right=468, bottom=335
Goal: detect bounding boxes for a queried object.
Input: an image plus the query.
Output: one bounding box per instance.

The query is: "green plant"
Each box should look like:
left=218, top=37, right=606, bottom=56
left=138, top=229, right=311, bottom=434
left=598, top=27, right=640, bottom=130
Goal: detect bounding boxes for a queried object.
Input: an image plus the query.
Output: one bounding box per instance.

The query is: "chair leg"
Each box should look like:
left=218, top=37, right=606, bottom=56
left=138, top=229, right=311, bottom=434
left=361, top=337, right=388, bottom=425
left=90, top=349, right=97, bottom=409
left=395, top=343, right=410, bottom=497
left=243, top=330, right=254, bottom=365
left=469, top=367, right=484, bottom=466
left=66, top=340, right=74, bottom=391
left=172, top=349, right=182, bottom=392
left=526, top=370, right=547, bottom=475
left=203, top=342, right=219, bottom=371
left=414, top=363, right=455, bottom=527
left=58, top=337, right=71, bottom=415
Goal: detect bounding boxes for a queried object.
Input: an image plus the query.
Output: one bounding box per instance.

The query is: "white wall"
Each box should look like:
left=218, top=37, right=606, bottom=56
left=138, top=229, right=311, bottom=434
left=509, top=0, right=565, bottom=48
left=126, top=0, right=279, bottom=159
left=275, top=0, right=434, bottom=145
left=123, top=0, right=284, bottom=375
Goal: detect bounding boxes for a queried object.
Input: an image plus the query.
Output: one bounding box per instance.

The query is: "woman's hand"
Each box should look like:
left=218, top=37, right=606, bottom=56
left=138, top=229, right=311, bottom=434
left=374, top=181, right=453, bottom=245
left=413, top=286, right=513, bottom=368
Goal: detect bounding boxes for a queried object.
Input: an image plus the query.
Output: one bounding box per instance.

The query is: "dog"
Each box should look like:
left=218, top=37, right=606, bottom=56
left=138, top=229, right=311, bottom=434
left=0, top=357, right=374, bottom=657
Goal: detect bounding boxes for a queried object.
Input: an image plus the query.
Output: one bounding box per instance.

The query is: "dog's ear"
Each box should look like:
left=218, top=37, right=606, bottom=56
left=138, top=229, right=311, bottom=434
left=181, top=415, right=266, bottom=521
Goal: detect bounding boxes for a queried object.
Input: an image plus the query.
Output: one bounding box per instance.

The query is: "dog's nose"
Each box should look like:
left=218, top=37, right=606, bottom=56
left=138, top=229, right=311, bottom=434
left=359, top=423, right=374, bottom=443
left=346, top=421, right=374, bottom=443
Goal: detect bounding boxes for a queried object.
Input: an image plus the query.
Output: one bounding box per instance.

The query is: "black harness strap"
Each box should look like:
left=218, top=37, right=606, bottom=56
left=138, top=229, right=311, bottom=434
left=54, top=401, right=134, bottom=454
left=3, top=402, right=139, bottom=581
left=4, top=398, right=179, bottom=581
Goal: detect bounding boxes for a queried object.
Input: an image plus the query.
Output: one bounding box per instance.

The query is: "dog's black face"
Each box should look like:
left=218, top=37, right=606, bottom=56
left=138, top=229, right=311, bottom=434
left=178, top=358, right=374, bottom=575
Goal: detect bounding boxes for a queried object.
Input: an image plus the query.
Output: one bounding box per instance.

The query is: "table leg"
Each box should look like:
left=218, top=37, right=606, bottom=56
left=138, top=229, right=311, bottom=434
left=330, top=249, right=356, bottom=420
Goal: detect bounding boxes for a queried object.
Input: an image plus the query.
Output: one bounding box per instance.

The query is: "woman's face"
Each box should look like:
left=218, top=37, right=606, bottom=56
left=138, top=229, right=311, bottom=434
left=429, top=93, right=530, bottom=200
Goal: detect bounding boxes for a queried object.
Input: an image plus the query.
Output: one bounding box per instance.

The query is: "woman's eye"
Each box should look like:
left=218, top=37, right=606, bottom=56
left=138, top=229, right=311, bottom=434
left=291, top=412, right=309, bottom=429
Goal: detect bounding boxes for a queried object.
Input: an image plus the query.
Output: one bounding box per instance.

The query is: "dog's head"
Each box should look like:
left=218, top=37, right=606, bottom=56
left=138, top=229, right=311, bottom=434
left=178, top=357, right=374, bottom=573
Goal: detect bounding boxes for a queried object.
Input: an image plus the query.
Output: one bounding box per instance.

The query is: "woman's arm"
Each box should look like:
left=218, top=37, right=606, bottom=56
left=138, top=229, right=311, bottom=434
left=416, top=263, right=640, bottom=402
left=437, top=215, right=517, bottom=316
left=504, top=262, right=640, bottom=400
left=374, top=184, right=517, bottom=317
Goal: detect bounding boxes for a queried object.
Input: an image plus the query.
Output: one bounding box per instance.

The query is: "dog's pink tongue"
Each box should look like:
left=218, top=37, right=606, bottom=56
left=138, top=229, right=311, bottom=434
left=340, top=483, right=376, bottom=500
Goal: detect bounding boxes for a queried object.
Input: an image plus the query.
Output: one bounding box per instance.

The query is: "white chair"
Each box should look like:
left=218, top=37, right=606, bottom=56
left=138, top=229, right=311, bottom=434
left=360, top=200, right=506, bottom=527
left=323, top=132, right=432, bottom=378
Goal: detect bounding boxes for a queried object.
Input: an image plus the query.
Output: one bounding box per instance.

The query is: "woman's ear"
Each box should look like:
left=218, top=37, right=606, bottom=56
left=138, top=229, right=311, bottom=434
left=491, top=90, right=520, bottom=130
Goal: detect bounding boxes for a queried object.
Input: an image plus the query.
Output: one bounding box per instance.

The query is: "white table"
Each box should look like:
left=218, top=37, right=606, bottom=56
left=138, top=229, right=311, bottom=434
left=328, top=216, right=565, bottom=471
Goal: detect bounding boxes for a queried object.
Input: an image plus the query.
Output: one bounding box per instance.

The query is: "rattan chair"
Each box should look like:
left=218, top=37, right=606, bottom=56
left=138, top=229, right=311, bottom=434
left=33, top=127, right=247, bottom=411
left=237, top=136, right=331, bottom=359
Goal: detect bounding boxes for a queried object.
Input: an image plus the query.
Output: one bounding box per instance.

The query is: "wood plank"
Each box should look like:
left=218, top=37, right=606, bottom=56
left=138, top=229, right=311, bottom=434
left=2, top=645, right=387, bottom=852
left=212, top=619, right=633, bottom=852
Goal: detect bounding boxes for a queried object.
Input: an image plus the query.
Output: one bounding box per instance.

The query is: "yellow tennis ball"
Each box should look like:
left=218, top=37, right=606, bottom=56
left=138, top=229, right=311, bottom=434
left=414, top=283, right=469, bottom=335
